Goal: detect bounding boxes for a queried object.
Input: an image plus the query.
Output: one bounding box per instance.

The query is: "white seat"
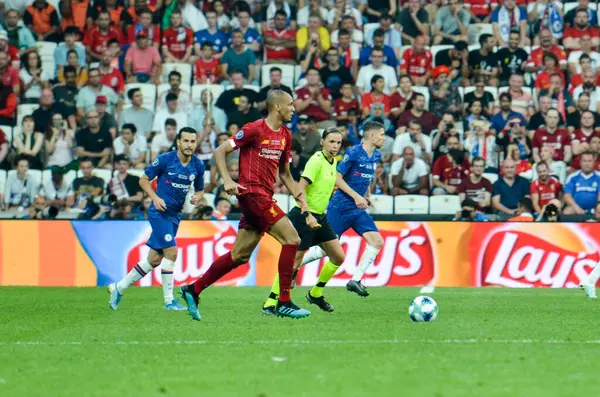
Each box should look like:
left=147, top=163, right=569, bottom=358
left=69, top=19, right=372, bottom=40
left=16, top=104, right=39, bottom=127
left=261, top=64, right=295, bottom=89
left=127, top=169, right=145, bottom=178
left=363, top=22, right=380, bottom=41
left=64, top=170, right=76, bottom=188
left=0, top=125, right=12, bottom=146
left=564, top=3, right=597, bottom=13
left=463, top=86, right=498, bottom=101
left=294, top=64, right=303, bottom=84
left=468, top=44, right=481, bottom=53
left=0, top=170, right=6, bottom=195
left=394, top=195, right=429, bottom=214
left=225, top=84, right=260, bottom=93
left=157, top=83, right=191, bottom=101
left=191, top=84, right=224, bottom=106
left=468, top=23, right=493, bottom=44
left=368, top=195, right=394, bottom=214
left=274, top=193, right=290, bottom=212
left=36, top=41, right=57, bottom=58
left=161, top=63, right=193, bottom=85
left=483, top=172, right=498, bottom=184
left=204, top=192, right=216, bottom=207
left=123, top=83, right=156, bottom=111
left=204, top=170, right=211, bottom=184
left=41, top=169, right=52, bottom=185
left=430, top=45, right=453, bottom=67
left=411, top=86, right=430, bottom=109
left=498, top=86, right=533, bottom=97
left=429, top=195, right=461, bottom=215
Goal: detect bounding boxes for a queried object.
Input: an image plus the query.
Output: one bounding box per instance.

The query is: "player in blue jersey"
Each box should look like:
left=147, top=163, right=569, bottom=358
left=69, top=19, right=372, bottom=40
left=298, top=121, right=386, bottom=297
left=108, top=127, right=205, bottom=311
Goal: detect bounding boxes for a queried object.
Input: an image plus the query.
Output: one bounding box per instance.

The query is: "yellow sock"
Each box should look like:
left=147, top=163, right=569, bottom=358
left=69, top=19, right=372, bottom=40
left=263, top=274, right=280, bottom=308
left=310, top=261, right=339, bottom=298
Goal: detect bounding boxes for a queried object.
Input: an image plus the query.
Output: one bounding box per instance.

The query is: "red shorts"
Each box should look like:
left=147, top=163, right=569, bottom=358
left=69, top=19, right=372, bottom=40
left=238, top=193, right=285, bottom=235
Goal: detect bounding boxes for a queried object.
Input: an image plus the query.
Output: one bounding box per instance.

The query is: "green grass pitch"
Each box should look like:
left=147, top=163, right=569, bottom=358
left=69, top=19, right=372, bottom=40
left=1, top=286, right=600, bottom=396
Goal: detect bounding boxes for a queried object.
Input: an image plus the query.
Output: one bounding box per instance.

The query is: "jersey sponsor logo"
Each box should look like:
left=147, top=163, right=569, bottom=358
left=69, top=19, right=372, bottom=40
left=164, top=234, right=173, bottom=242
left=354, top=171, right=374, bottom=179
left=259, top=147, right=283, bottom=160
left=168, top=172, right=177, bottom=175
left=166, top=180, right=192, bottom=191
left=236, top=130, right=244, bottom=139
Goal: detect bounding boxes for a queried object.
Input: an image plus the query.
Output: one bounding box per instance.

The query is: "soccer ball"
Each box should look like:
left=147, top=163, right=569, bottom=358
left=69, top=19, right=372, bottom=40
left=409, top=296, right=438, bottom=322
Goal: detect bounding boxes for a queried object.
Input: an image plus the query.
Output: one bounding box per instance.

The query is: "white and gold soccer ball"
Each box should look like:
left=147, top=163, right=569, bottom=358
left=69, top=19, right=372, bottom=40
left=409, top=296, right=438, bottom=322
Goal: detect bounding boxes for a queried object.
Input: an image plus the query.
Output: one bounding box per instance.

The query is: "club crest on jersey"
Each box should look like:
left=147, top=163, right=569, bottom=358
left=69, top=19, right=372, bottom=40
left=164, top=234, right=173, bottom=242
left=236, top=130, right=244, bottom=139
left=269, top=207, right=278, bottom=217
left=342, top=154, right=349, bottom=163
left=189, top=174, right=195, bottom=181
left=152, top=158, right=159, bottom=166
left=281, top=138, right=286, bottom=150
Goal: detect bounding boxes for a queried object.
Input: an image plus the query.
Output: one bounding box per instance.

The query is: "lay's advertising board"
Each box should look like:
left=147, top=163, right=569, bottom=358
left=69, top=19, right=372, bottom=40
left=0, top=221, right=598, bottom=288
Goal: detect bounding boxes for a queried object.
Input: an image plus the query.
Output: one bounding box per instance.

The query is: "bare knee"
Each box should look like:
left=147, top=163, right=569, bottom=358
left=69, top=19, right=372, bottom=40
left=366, top=233, right=385, bottom=250
left=282, top=230, right=301, bottom=246
left=163, top=247, right=178, bottom=261
left=330, top=252, right=345, bottom=266
left=231, top=250, right=252, bottom=265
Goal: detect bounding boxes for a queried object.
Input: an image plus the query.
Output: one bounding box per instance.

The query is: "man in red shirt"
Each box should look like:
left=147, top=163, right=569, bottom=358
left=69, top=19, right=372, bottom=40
left=0, top=31, right=19, bottom=64
left=458, top=156, right=493, bottom=211
left=0, top=80, right=17, bottom=126
left=180, top=89, right=312, bottom=320
left=83, top=10, right=124, bottom=62
left=161, top=10, right=193, bottom=63
left=194, top=43, right=221, bottom=84
left=532, top=108, right=572, bottom=163
left=361, top=75, right=390, bottom=118
left=432, top=139, right=470, bottom=195
left=127, top=8, right=160, bottom=49
left=396, top=93, right=440, bottom=135
left=293, top=67, right=333, bottom=126
left=264, top=10, right=296, bottom=64
left=0, top=50, right=20, bottom=98
left=530, top=162, right=562, bottom=213
left=564, top=8, right=600, bottom=50
left=333, top=82, right=360, bottom=123
left=526, top=28, right=567, bottom=73
left=570, top=110, right=597, bottom=169
left=99, top=51, right=124, bottom=95
left=400, top=35, right=432, bottom=86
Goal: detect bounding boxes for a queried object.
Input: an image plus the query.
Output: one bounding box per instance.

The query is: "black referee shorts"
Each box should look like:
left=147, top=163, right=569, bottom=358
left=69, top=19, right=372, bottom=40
left=288, top=207, right=338, bottom=251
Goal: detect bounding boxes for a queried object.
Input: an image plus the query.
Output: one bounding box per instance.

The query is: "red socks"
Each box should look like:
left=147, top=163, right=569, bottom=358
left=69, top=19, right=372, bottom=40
left=278, top=244, right=298, bottom=302
left=193, top=252, right=236, bottom=294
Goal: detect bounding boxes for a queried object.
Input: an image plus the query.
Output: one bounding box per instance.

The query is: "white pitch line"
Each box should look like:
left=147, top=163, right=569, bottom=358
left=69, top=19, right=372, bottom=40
left=419, top=286, right=435, bottom=294
left=4, top=339, right=600, bottom=346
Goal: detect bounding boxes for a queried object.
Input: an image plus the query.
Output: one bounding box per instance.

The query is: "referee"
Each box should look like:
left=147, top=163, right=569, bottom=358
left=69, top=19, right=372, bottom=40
left=262, top=127, right=346, bottom=314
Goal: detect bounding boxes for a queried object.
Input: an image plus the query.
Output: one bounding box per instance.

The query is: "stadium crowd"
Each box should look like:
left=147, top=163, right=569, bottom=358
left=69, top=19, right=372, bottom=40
left=0, top=0, right=599, bottom=220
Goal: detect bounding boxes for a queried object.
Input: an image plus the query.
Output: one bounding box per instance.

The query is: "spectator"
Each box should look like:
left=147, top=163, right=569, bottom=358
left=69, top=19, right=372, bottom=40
left=2, top=10, right=36, bottom=52
left=20, top=50, right=51, bottom=103
left=527, top=0, right=563, bottom=41
left=126, top=8, right=160, bottom=49
left=433, top=0, right=470, bottom=45
left=45, top=113, right=76, bottom=171
left=492, top=158, right=531, bottom=214
left=156, top=71, right=192, bottom=113
left=371, top=160, right=390, bottom=195
left=0, top=31, right=19, bottom=67
left=87, top=0, right=124, bottom=27
left=533, top=146, right=567, bottom=184
left=65, top=158, right=105, bottom=209
left=356, top=48, right=398, bottom=95
left=40, top=170, right=70, bottom=209
left=3, top=157, right=38, bottom=209
left=0, top=80, right=17, bottom=126
left=257, top=67, right=293, bottom=112
left=532, top=108, right=571, bottom=164
left=429, top=65, right=461, bottom=119
left=527, top=95, right=563, bottom=133
left=570, top=111, right=597, bottom=171
left=99, top=51, right=124, bottom=96
left=297, top=0, right=328, bottom=27
left=564, top=0, right=597, bottom=27
left=296, top=12, right=330, bottom=54
left=289, top=140, right=307, bottom=180
left=83, top=10, right=124, bottom=63
left=195, top=43, right=221, bottom=84
left=567, top=93, right=600, bottom=133
left=165, top=0, right=208, bottom=33
left=530, top=162, right=562, bottom=214
left=60, top=0, right=92, bottom=34
left=563, top=9, right=600, bottom=50
left=294, top=67, right=333, bottom=127
left=502, top=142, right=532, bottom=178
left=331, top=14, right=364, bottom=47
left=491, top=0, right=528, bottom=47
left=458, top=156, right=493, bottom=212
left=76, top=109, right=113, bottom=169
left=568, top=35, right=600, bottom=75
left=366, top=13, right=401, bottom=57
left=125, top=31, right=162, bottom=84
left=0, top=50, right=20, bottom=97
left=433, top=40, right=469, bottom=86
left=359, top=28, right=398, bottom=69
left=464, top=0, right=495, bottom=23
left=507, top=197, right=535, bottom=221
left=235, top=9, right=261, bottom=53
left=389, top=75, right=414, bottom=122
left=320, top=47, right=354, bottom=100
left=227, top=94, right=262, bottom=128
left=463, top=77, right=494, bottom=117
left=221, top=29, right=256, bottom=84
left=76, top=68, right=119, bottom=120
left=573, top=70, right=600, bottom=113
left=264, top=10, right=297, bottom=64
left=118, top=88, right=154, bottom=141
left=53, top=26, right=85, bottom=76
left=400, top=35, right=432, bottom=86
left=464, top=121, right=498, bottom=171
left=526, top=28, right=567, bottom=73
left=390, top=146, right=429, bottom=196
left=333, top=82, right=360, bottom=123
left=335, top=28, right=360, bottom=79
left=327, top=0, right=363, bottom=30
left=151, top=118, right=178, bottom=160
left=454, top=198, right=490, bottom=221
left=187, top=89, right=227, bottom=133
left=153, top=93, right=188, bottom=138
left=24, top=0, right=61, bottom=42
left=0, top=127, right=9, bottom=170
left=534, top=53, right=564, bottom=93
left=194, top=9, right=229, bottom=58
left=393, top=119, right=432, bottom=164
left=293, top=115, right=322, bottom=160
left=539, top=74, right=574, bottom=121
left=468, top=33, right=499, bottom=87
left=206, top=132, right=239, bottom=192
left=361, top=75, right=390, bottom=118
left=432, top=146, right=470, bottom=195
left=30, top=88, right=62, bottom=134
left=95, top=96, right=117, bottom=138
left=490, top=92, right=527, bottom=133
left=108, top=155, right=143, bottom=204
left=563, top=152, right=600, bottom=214
left=57, top=49, right=88, bottom=89
left=396, top=93, right=439, bottom=135
left=496, top=31, right=528, bottom=86
left=212, top=0, right=230, bottom=30
left=215, top=71, right=258, bottom=114
left=464, top=100, right=488, bottom=132
left=396, top=0, right=430, bottom=45
left=432, top=113, right=461, bottom=159
left=161, top=10, right=193, bottom=63
left=13, top=115, right=44, bottom=169
left=506, top=74, right=534, bottom=119
left=211, top=197, right=232, bottom=220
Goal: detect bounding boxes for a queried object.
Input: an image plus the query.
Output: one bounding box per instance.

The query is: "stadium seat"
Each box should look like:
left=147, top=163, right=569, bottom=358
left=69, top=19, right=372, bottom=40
left=161, top=63, right=193, bottom=85
left=16, top=104, right=39, bottom=127
left=204, top=192, right=216, bottom=207
left=430, top=45, right=453, bottom=67
left=294, top=64, right=303, bottom=85
left=463, top=86, right=498, bottom=100
left=394, top=195, right=429, bottom=214
left=191, top=84, right=224, bottom=106
left=274, top=193, right=290, bottom=212
left=203, top=170, right=210, bottom=184
left=429, top=195, right=461, bottom=215
left=225, top=84, right=260, bottom=93
left=498, top=86, right=533, bottom=96
left=0, top=125, right=12, bottom=146
left=483, top=172, right=498, bottom=184
left=157, top=83, right=191, bottom=102
left=564, top=2, right=596, bottom=13
left=0, top=170, right=6, bottom=195
left=261, top=64, right=295, bottom=89
left=368, top=194, right=394, bottom=214
left=37, top=41, right=57, bottom=77
left=411, top=86, right=430, bottom=108
left=123, top=83, right=156, bottom=111
left=127, top=169, right=145, bottom=178
left=363, top=22, right=380, bottom=41
left=468, top=24, right=493, bottom=45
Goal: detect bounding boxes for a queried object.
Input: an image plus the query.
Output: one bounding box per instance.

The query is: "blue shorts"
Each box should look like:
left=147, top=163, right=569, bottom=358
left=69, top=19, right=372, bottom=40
left=146, top=216, right=179, bottom=252
left=327, top=205, right=378, bottom=237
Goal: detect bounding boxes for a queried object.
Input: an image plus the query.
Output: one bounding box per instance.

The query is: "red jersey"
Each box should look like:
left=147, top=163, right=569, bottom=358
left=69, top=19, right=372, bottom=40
left=571, top=155, right=600, bottom=170
left=401, top=48, right=433, bottom=77
left=1, top=66, right=19, bottom=88
left=194, top=57, right=221, bottom=84
left=390, top=91, right=413, bottom=113
left=264, top=28, right=296, bottom=61
left=295, top=86, right=332, bottom=122
left=571, top=128, right=597, bottom=144
left=564, top=26, right=600, bottom=50
left=361, top=92, right=390, bottom=113
left=464, top=0, right=497, bottom=17
left=333, top=98, right=359, bottom=117
left=127, top=25, right=161, bottom=45
left=457, top=175, right=493, bottom=209
left=530, top=177, right=562, bottom=207
left=3, top=45, right=19, bottom=62
left=532, top=128, right=571, bottom=161
left=432, top=155, right=470, bottom=187
left=83, top=26, right=124, bottom=55
left=99, top=67, right=124, bottom=94
left=229, top=119, right=292, bottom=197
left=528, top=45, right=567, bottom=68
left=162, top=26, right=193, bottom=59
left=534, top=70, right=565, bottom=89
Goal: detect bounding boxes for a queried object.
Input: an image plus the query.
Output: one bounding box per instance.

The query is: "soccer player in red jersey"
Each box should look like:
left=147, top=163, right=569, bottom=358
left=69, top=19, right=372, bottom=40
left=181, top=90, right=313, bottom=320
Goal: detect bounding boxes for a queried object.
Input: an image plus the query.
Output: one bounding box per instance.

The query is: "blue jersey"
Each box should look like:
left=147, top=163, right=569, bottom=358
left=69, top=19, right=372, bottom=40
left=144, top=151, right=205, bottom=222
left=228, top=28, right=261, bottom=47
left=194, top=29, right=229, bottom=53
left=564, top=170, right=600, bottom=210
left=330, top=144, right=381, bottom=210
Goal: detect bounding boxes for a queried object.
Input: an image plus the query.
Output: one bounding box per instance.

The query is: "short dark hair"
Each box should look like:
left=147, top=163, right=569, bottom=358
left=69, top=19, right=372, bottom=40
left=370, top=74, right=384, bottom=89
left=121, top=123, right=137, bottom=134
left=581, top=151, right=596, bottom=161
left=114, top=154, right=130, bottom=163
left=127, top=87, right=141, bottom=100
left=168, top=71, right=182, bottom=80
left=166, top=93, right=178, bottom=102
left=269, top=66, right=282, bottom=74
left=79, top=157, right=93, bottom=165
left=322, top=126, right=343, bottom=140
left=408, top=119, right=422, bottom=129
left=201, top=42, right=213, bottom=50
left=472, top=156, right=485, bottom=167
left=177, top=126, right=197, bottom=140
left=63, top=65, right=77, bottom=75
left=339, top=28, right=350, bottom=37
left=165, top=118, right=177, bottom=127
left=373, top=28, right=385, bottom=38
left=499, top=92, right=512, bottom=102
left=518, top=197, right=534, bottom=213
left=479, top=33, right=493, bottom=46
left=362, top=120, right=385, bottom=134
left=274, top=9, right=287, bottom=18
left=230, top=69, right=244, bottom=77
